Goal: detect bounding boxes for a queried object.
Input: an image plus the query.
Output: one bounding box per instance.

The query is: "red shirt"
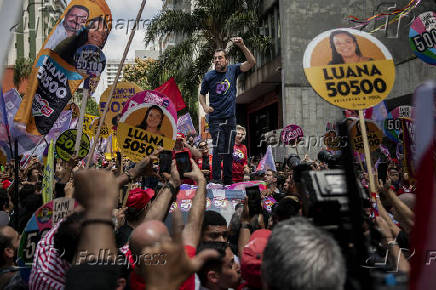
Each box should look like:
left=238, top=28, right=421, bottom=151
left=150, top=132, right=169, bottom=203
left=232, top=143, right=248, bottom=183
left=128, top=245, right=196, bottom=290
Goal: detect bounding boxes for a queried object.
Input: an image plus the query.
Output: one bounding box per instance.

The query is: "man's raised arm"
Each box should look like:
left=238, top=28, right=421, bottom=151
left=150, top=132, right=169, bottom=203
left=233, top=37, right=256, bottom=72
left=182, top=159, right=207, bottom=248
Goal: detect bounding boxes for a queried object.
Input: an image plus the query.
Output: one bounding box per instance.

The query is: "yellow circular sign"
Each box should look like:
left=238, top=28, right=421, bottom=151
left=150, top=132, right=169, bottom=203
left=303, top=28, right=395, bottom=110
left=350, top=120, right=384, bottom=153
left=99, top=81, right=143, bottom=129
left=90, top=117, right=111, bottom=138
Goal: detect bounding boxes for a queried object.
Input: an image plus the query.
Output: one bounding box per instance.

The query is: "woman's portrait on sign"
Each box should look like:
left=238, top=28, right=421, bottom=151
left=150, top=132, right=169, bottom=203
left=328, top=30, right=373, bottom=65
left=136, top=105, right=167, bottom=137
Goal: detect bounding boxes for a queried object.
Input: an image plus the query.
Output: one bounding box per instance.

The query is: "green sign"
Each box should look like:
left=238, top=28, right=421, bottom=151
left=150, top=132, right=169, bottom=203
left=55, top=129, right=90, bottom=161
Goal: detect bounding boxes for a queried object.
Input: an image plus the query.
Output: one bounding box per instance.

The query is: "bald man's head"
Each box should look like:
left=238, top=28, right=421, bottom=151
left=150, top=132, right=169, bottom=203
left=129, top=220, right=170, bottom=257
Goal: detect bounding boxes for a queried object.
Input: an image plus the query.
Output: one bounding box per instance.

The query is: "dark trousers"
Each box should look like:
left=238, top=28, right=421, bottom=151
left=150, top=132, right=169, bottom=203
left=209, top=117, right=236, bottom=182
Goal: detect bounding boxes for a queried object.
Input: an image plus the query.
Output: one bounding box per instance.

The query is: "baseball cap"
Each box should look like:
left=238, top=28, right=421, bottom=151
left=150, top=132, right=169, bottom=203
left=177, top=133, right=185, bottom=139
left=241, top=229, right=272, bottom=287
left=2, top=180, right=11, bottom=190
left=126, top=188, right=155, bottom=209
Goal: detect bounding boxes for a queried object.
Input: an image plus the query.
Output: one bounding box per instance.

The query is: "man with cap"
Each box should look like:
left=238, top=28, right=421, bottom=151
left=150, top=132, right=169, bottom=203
left=115, top=187, right=155, bottom=247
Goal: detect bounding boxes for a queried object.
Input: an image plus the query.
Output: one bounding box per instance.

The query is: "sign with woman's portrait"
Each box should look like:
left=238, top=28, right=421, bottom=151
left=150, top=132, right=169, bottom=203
left=303, top=28, right=395, bottom=110
left=117, top=90, right=177, bottom=161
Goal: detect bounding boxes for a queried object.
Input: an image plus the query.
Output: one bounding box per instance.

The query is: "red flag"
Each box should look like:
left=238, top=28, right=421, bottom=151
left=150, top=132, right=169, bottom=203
left=153, top=77, right=186, bottom=111
left=410, top=81, right=436, bottom=290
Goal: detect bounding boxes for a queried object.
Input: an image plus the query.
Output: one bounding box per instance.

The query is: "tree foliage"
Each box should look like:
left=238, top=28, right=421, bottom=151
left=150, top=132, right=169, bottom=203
left=86, top=96, right=100, bottom=116
left=123, top=57, right=156, bottom=90
left=142, top=0, right=270, bottom=129
left=13, top=57, right=33, bottom=88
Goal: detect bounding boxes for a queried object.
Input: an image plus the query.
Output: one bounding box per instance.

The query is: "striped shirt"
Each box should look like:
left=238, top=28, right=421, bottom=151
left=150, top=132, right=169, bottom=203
left=29, top=222, right=70, bottom=290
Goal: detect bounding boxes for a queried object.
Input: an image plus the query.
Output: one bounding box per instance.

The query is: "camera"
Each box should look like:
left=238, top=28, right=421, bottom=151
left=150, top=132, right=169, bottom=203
left=317, top=150, right=341, bottom=168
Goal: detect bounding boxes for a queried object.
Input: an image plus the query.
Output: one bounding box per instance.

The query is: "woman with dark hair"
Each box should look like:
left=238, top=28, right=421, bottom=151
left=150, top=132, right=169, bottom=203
left=328, top=30, right=372, bottom=65
left=137, top=105, right=166, bottom=137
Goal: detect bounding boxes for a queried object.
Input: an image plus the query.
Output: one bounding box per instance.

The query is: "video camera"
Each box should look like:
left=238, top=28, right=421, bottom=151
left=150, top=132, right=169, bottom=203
left=292, top=120, right=407, bottom=289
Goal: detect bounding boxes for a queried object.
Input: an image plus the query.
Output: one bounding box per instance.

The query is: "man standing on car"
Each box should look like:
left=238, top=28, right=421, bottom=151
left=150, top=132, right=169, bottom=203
left=199, top=37, right=255, bottom=185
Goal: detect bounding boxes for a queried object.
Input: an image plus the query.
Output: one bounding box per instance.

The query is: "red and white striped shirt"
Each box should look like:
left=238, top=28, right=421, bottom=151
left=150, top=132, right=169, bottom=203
left=29, top=222, right=70, bottom=290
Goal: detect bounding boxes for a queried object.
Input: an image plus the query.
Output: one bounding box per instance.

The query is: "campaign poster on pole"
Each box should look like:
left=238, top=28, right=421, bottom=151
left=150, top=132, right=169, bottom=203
left=303, top=28, right=395, bottom=110
left=55, top=129, right=90, bottom=161
left=280, top=124, right=304, bottom=145
left=350, top=120, right=383, bottom=153
left=117, top=90, right=177, bottom=162
left=14, top=0, right=112, bottom=135
left=99, top=81, right=143, bottom=129
left=90, top=117, right=111, bottom=138
left=409, top=11, right=436, bottom=65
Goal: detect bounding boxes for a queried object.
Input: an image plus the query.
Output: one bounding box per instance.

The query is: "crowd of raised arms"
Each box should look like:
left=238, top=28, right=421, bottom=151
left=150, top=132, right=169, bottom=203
left=0, top=130, right=415, bottom=289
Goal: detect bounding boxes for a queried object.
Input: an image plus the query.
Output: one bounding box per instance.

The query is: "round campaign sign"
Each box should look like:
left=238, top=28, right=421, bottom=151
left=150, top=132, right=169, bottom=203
left=323, top=130, right=342, bottom=151
left=410, top=11, right=436, bottom=65
left=55, top=129, right=90, bottom=161
left=90, top=117, right=111, bottom=138
left=73, top=44, right=106, bottom=77
left=17, top=197, right=78, bottom=281
left=303, top=28, right=395, bottom=110
left=281, top=124, right=304, bottom=145
left=99, top=81, right=143, bottom=129
left=350, top=120, right=384, bottom=153
left=117, top=90, right=177, bottom=162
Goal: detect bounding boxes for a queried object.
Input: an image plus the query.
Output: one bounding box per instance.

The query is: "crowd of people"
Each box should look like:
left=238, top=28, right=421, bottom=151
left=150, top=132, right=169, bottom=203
left=0, top=129, right=416, bottom=289
left=0, top=36, right=417, bottom=290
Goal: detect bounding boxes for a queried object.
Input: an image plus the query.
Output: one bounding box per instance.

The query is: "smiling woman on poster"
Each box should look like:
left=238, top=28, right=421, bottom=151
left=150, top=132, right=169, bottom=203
left=328, top=30, right=373, bottom=65
left=137, top=105, right=166, bottom=137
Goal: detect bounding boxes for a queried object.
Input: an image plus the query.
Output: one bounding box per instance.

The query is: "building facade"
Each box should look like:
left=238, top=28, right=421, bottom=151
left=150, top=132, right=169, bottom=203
left=236, top=0, right=436, bottom=161
left=2, top=0, right=66, bottom=93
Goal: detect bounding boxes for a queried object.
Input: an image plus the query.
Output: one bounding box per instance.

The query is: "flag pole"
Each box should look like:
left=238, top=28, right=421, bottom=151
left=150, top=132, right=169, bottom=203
left=86, top=0, right=148, bottom=168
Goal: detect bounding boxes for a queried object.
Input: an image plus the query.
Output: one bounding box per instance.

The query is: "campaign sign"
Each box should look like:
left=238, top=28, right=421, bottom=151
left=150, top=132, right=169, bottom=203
left=281, top=124, right=304, bottom=145
left=99, top=81, right=143, bottom=129
left=323, top=130, right=342, bottom=151
left=117, top=90, right=177, bottom=162
left=74, top=44, right=106, bottom=77
left=350, top=120, right=383, bottom=153
left=410, top=11, right=436, bottom=65
left=90, top=117, right=111, bottom=138
left=383, top=114, right=401, bottom=143
left=17, top=197, right=77, bottom=280
left=83, top=114, right=97, bottom=136
left=55, top=129, right=90, bottom=161
left=391, top=105, right=415, bottom=120
left=303, top=28, right=395, bottom=110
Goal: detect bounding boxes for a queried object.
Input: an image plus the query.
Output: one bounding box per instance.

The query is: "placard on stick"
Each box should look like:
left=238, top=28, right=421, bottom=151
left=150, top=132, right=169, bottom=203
left=303, top=28, right=396, bottom=194
left=410, top=11, right=436, bottom=65
left=303, top=28, right=395, bottom=110
left=99, top=81, right=143, bottom=129
left=55, top=129, right=90, bottom=161
left=117, top=90, right=177, bottom=162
